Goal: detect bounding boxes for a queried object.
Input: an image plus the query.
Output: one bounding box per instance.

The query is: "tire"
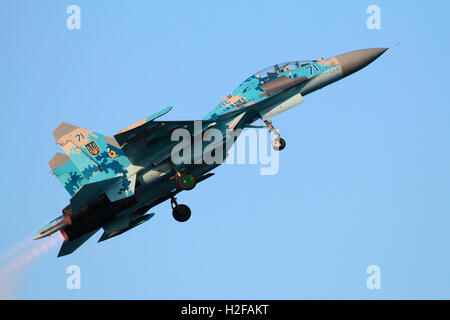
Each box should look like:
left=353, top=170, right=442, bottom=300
left=272, top=138, right=286, bottom=151
left=278, top=138, right=286, bottom=151
left=172, top=204, right=191, bottom=222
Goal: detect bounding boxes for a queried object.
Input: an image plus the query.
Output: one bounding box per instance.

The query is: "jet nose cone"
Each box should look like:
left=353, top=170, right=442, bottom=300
left=336, top=48, right=388, bottom=76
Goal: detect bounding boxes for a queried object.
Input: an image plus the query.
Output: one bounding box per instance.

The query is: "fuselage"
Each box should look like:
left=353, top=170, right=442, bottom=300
left=121, top=48, right=389, bottom=231
left=204, top=47, right=388, bottom=122
left=36, top=47, right=388, bottom=248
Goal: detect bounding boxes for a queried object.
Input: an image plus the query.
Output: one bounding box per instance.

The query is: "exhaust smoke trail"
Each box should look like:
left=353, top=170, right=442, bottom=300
left=0, top=237, right=34, bottom=265
left=0, top=235, right=63, bottom=299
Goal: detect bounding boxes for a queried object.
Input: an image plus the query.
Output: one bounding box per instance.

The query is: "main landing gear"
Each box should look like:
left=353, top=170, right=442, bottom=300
left=171, top=196, right=191, bottom=222
left=264, top=120, right=286, bottom=151
left=168, top=161, right=195, bottom=222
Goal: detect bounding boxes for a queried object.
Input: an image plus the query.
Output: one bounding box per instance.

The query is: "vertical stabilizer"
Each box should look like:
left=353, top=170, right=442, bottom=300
left=53, top=122, right=136, bottom=200
left=49, top=152, right=85, bottom=196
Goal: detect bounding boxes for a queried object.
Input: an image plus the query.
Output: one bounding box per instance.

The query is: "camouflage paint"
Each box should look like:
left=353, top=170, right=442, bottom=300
left=52, top=123, right=135, bottom=199
left=38, top=48, right=388, bottom=255
left=203, top=56, right=342, bottom=120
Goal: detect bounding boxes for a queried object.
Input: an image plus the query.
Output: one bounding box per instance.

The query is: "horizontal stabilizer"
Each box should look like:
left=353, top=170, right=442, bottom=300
left=70, top=176, right=121, bottom=213
left=98, top=213, right=154, bottom=242
left=58, top=228, right=99, bottom=257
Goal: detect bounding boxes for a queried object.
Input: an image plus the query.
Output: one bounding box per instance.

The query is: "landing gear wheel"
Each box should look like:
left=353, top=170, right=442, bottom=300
left=272, top=138, right=286, bottom=151
left=264, top=120, right=286, bottom=151
left=172, top=204, right=191, bottom=222
left=177, top=173, right=196, bottom=190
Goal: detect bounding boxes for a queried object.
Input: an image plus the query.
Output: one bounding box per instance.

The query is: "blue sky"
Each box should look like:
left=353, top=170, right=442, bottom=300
left=0, top=0, right=449, bottom=299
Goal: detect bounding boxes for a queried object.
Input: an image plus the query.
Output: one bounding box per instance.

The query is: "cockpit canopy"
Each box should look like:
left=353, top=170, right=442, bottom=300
left=251, top=60, right=313, bottom=80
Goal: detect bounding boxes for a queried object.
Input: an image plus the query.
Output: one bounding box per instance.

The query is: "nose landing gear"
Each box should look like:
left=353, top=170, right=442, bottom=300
left=171, top=196, right=191, bottom=222
left=264, top=120, right=286, bottom=151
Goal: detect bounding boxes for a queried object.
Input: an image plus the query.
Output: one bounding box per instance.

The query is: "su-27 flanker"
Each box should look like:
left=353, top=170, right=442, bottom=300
left=35, top=47, right=390, bottom=256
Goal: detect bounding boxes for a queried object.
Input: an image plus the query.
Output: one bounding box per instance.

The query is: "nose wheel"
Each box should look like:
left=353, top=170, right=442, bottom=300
left=271, top=137, right=286, bottom=151
left=264, top=120, right=286, bottom=151
left=171, top=196, right=191, bottom=222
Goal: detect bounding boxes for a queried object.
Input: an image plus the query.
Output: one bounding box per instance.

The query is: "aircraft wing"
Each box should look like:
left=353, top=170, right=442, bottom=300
left=114, top=117, right=216, bottom=166
left=98, top=212, right=155, bottom=242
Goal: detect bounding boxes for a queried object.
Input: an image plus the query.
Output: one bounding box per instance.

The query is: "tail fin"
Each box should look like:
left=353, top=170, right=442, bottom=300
left=49, top=153, right=85, bottom=196
left=53, top=122, right=136, bottom=200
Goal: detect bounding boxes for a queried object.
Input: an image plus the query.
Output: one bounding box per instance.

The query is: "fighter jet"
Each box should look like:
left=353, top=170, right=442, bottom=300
left=35, top=47, right=389, bottom=256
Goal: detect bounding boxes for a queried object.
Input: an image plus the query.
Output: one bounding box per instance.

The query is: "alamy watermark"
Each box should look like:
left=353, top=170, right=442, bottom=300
left=66, top=5, right=81, bottom=30
left=66, top=265, right=81, bottom=290
left=366, top=5, right=381, bottom=30
left=366, top=265, right=381, bottom=290
left=170, top=121, right=280, bottom=175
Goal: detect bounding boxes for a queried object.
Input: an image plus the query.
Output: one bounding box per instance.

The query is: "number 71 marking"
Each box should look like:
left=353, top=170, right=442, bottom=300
left=75, top=133, right=84, bottom=141
left=306, top=64, right=319, bottom=75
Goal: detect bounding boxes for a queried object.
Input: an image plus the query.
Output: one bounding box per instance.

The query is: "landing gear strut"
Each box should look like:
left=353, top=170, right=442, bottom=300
left=264, top=120, right=286, bottom=151
left=171, top=196, right=191, bottom=222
